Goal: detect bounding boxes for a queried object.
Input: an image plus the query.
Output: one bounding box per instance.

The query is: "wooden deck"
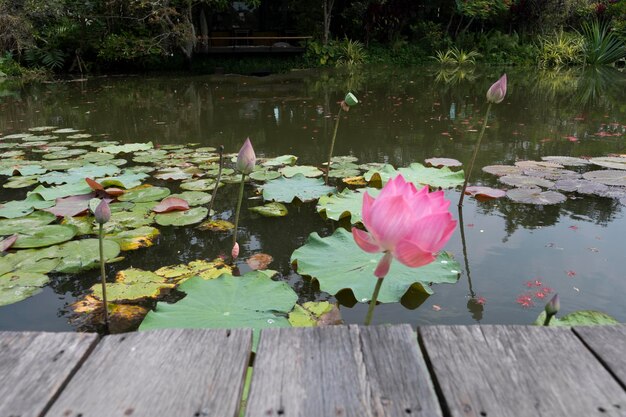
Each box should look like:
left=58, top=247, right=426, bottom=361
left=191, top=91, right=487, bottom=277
left=1, top=324, right=625, bottom=417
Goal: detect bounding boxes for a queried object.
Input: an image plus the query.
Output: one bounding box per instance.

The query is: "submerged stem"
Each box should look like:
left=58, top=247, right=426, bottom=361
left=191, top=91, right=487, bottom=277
left=232, top=172, right=246, bottom=248
left=98, top=223, right=109, bottom=329
left=459, top=102, right=492, bottom=207
left=364, top=277, right=385, bottom=326
left=208, top=145, right=224, bottom=215
left=325, top=106, right=343, bottom=185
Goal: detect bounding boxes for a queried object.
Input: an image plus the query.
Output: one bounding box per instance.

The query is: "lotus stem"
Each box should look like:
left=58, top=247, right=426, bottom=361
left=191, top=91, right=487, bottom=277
left=459, top=102, right=492, bottom=207
left=364, top=277, right=384, bottom=325
left=325, top=106, right=343, bottom=185
left=232, top=172, right=246, bottom=248
left=208, top=145, right=224, bottom=215
left=457, top=206, right=475, bottom=297
left=543, top=312, right=555, bottom=326
left=98, top=223, right=109, bottom=329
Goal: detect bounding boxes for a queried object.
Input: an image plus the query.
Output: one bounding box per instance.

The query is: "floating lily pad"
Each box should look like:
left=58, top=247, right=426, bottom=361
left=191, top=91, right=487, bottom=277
left=153, top=197, right=189, bottom=213
left=44, top=193, right=94, bottom=217
left=515, top=160, right=563, bottom=169
left=61, top=215, right=95, bottom=236
left=365, top=163, right=464, bottom=189
left=288, top=302, right=342, bottom=327
left=28, top=126, right=57, bottom=132
left=498, top=175, right=554, bottom=188
left=13, top=225, right=77, bottom=249
left=98, top=172, right=149, bottom=189
left=0, top=195, right=55, bottom=218
left=262, top=174, right=335, bottom=203
left=53, top=239, right=121, bottom=274
left=582, top=170, right=626, bottom=186
left=154, top=259, right=232, bottom=284
left=249, top=170, right=281, bottom=182
left=53, top=128, right=81, bottom=134
left=139, top=272, right=297, bottom=332
left=464, top=186, right=506, bottom=199
left=153, top=167, right=192, bottom=181
left=155, top=207, right=208, bottom=226
left=107, top=226, right=160, bottom=251
left=196, top=219, right=235, bottom=232
left=425, top=158, right=462, bottom=168
left=39, top=164, right=120, bottom=185
left=590, top=156, right=626, bottom=170
left=29, top=182, right=93, bottom=201
left=262, top=155, right=298, bottom=167
left=506, top=188, right=567, bottom=205
left=327, top=168, right=361, bottom=179
left=554, top=179, right=609, bottom=196
left=169, top=191, right=211, bottom=206
left=98, top=142, right=153, bottom=154
left=0, top=235, right=18, bottom=252
left=482, top=165, right=524, bottom=177
left=3, top=177, right=39, bottom=189
left=522, top=168, right=580, bottom=182
left=534, top=310, right=619, bottom=326
left=0, top=164, right=46, bottom=176
left=42, top=149, right=87, bottom=159
left=118, top=186, right=171, bottom=203
left=316, top=188, right=380, bottom=224
left=248, top=202, right=288, bottom=217
left=103, top=210, right=155, bottom=233
left=279, top=165, right=324, bottom=178
left=91, top=268, right=174, bottom=302
left=0, top=271, right=49, bottom=306
left=0, top=211, right=57, bottom=235
left=541, top=156, right=590, bottom=167
left=180, top=179, right=219, bottom=191
left=291, top=228, right=460, bottom=303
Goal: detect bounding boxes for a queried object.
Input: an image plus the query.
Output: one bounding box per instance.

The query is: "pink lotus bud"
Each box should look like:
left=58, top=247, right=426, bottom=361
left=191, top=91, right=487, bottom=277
left=545, top=293, right=560, bottom=316
left=94, top=199, right=111, bottom=225
left=374, top=252, right=393, bottom=279
left=236, top=138, right=256, bottom=174
left=232, top=242, right=240, bottom=259
left=486, top=74, right=507, bottom=104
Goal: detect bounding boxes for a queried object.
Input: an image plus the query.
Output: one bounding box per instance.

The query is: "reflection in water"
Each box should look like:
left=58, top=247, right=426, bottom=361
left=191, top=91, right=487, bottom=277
left=0, top=66, right=625, bottom=330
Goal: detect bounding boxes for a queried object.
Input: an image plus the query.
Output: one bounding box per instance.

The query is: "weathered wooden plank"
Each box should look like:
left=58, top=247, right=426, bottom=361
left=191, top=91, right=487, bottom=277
left=420, top=325, right=626, bottom=417
left=0, top=331, right=99, bottom=417
left=574, top=325, right=626, bottom=389
left=245, top=324, right=442, bottom=417
left=45, top=328, right=252, bottom=417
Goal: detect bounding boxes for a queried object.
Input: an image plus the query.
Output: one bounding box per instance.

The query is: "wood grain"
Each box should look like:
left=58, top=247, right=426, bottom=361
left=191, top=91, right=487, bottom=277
left=45, top=328, right=252, bottom=417
left=0, top=331, right=98, bottom=417
left=574, top=325, right=626, bottom=389
left=245, top=324, right=442, bottom=417
left=419, top=325, right=626, bottom=417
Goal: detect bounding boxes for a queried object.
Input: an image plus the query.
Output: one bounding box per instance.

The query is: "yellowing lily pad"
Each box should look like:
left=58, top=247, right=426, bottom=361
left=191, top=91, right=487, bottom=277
left=288, top=302, right=342, bottom=327
left=248, top=202, right=288, bottom=217
left=154, top=258, right=233, bottom=284
left=107, top=226, right=160, bottom=251
left=196, top=219, right=235, bottom=232
left=91, top=268, right=174, bottom=302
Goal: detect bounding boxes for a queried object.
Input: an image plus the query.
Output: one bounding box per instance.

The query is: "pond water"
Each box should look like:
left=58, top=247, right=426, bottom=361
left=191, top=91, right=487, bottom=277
left=0, top=65, right=625, bottom=332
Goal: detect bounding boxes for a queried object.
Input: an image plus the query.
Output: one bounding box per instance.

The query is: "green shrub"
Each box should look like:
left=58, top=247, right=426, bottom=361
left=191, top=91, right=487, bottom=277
left=578, top=19, right=626, bottom=65
left=537, top=31, right=585, bottom=68
left=432, top=46, right=481, bottom=65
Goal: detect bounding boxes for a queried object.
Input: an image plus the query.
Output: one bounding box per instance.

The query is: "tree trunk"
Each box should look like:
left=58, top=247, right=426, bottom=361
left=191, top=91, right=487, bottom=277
left=323, top=0, right=335, bottom=45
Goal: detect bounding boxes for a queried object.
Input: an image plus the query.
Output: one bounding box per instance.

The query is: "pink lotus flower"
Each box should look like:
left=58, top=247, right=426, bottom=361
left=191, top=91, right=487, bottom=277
left=236, top=138, right=256, bottom=174
left=352, top=175, right=456, bottom=278
left=486, top=74, right=507, bottom=104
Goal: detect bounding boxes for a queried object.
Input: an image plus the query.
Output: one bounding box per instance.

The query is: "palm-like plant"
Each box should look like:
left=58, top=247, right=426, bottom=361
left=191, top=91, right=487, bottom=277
left=579, top=20, right=626, bottom=66
left=432, top=47, right=481, bottom=65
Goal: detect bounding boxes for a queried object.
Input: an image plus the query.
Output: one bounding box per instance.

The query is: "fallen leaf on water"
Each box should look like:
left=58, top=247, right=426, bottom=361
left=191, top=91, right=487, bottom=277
left=246, top=253, right=273, bottom=270
left=0, top=234, right=18, bottom=252
left=566, top=270, right=577, bottom=277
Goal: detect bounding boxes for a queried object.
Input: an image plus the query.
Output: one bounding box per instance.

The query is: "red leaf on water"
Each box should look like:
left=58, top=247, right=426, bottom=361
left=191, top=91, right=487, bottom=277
left=566, top=270, right=577, bottom=277
left=44, top=193, right=95, bottom=217
left=85, top=177, right=104, bottom=191
left=0, top=234, right=18, bottom=252
left=516, top=294, right=534, bottom=308
left=569, top=225, right=578, bottom=231
left=152, top=197, right=189, bottom=213
left=104, top=188, right=125, bottom=197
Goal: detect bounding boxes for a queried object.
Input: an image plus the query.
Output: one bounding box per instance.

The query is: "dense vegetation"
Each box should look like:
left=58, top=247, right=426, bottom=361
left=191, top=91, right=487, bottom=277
left=0, top=0, right=625, bottom=78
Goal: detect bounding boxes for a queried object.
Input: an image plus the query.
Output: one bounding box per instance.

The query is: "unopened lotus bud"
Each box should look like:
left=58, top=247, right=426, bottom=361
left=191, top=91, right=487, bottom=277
left=545, top=294, right=560, bottom=316
left=486, top=74, right=507, bottom=104
left=236, top=138, right=256, bottom=175
left=231, top=242, right=240, bottom=260
left=94, top=199, right=111, bottom=225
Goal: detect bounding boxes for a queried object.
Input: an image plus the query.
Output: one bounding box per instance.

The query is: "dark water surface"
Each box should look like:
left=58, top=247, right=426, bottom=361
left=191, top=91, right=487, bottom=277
left=0, top=65, right=625, bottom=331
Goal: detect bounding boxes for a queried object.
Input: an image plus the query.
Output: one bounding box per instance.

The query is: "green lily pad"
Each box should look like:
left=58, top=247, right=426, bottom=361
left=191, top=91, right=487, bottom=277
left=107, top=226, right=160, bottom=251
left=13, top=225, right=77, bottom=249
left=91, top=268, right=174, bottom=302
left=0, top=164, right=45, bottom=176
left=180, top=179, right=219, bottom=191
left=154, top=259, right=233, bottom=284
left=249, top=170, right=281, bottom=182
left=97, top=172, right=148, bottom=189
left=262, top=155, right=298, bottom=167
left=498, top=175, right=554, bottom=188
left=0, top=211, right=57, bottom=235
left=155, top=207, right=208, bottom=226
left=279, top=165, right=323, bottom=178
left=118, top=186, right=171, bottom=203
left=53, top=239, right=121, bottom=274
left=288, top=302, right=342, bottom=327
left=262, top=174, right=335, bottom=203
left=3, top=177, right=39, bottom=189
left=39, top=164, right=121, bottom=185
left=169, top=191, right=211, bottom=206
left=534, top=310, right=620, bottom=326
left=139, top=272, right=297, bottom=332
left=28, top=126, right=57, bottom=132
left=61, top=215, right=95, bottom=236
left=365, top=163, right=464, bottom=189
left=29, top=182, right=93, bottom=201
left=0, top=271, right=49, bottom=306
left=39, top=159, right=84, bottom=171
left=316, top=188, right=380, bottom=224
left=328, top=168, right=361, bottom=179
left=248, top=202, right=288, bottom=217
left=0, top=195, right=55, bottom=218
left=42, top=149, right=87, bottom=159
left=291, top=228, right=461, bottom=303
left=103, top=210, right=155, bottom=233
left=98, top=142, right=153, bottom=154
left=0, top=248, right=61, bottom=276
left=53, top=128, right=81, bottom=134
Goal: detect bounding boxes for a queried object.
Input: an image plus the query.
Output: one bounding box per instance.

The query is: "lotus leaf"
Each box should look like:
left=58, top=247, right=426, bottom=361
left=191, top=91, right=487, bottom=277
left=118, top=186, right=171, bottom=203
left=196, top=219, right=235, bottom=231
left=366, top=163, right=464, bottom=189
left=107, top=226, right=160, bottom=251
left=279, top=165, right=324, bottom=178
left=153, top=168, right=192, bottom=181
left=0, top=195, right=55, bottom=218
left=0, top=271, right=49, bottom=306
left=180, top=179, right=219, bottom=191
left=154, top=259, right=232, bottom=284
left=61, top=215, right=95, bottom=235
left=331, top=156, right=358, bottom=164
left=39, top=164, right=121, bottom=185
left=2, top=133, right=32, bottom=139
left=13, top=225, right=77, bottom=249
left=342, top=176, right=367, bottom=186
left=53, top=239, right=121, bottom=274
left=291, top=228, right=461, bottom=303
left=155, top=207, right=208, bottom=226
left=28, top=126, right=57, bottom=132
left=506, top=188, right=567, bottom=205
left=425, top=158, right=462, bottom=168
left=0, top=248, right=61, bottom=276
left=0, top=150, right=25, bottom=158
left=0, top=235, right=17, bottom=252
left=44, top=193, right=94, bottom=217
left=169, top=191, right=211, bottom=206
left=482, top=165, right=524, bottom=177
left=29, top=182, right=92, bottom=201
left=464, top=186, right=506, bottom=199
left=262, top=174, right=335, bottom=203
left=317, top=188, right=379, bottom=224
left=3, top=177, right=38, bottom=189
left=582, top=170, right=626, bottom=186
left=67, top=133, right=92, bottom=139
left=91, top=268, right=174, bottom=302
left=590, top=156, right=626, bottom=170
left=0, top=211, right=56, bottom=235
left=31, top=146, right=67, bottom=153
left=153, top=197, right=189, bottom=213
left=17, top=141, right=49, bottom=148
left=554, top=179, right=609, bottom=195
left=98, top=142, right=153, bottom=154
left=541, top=156, right=590, bottom=167
left=248, top=202, right=288, bottom=217
left=97, top=172, right=148, bottom=189
left=246, top=253, right=273, bottom=270
left=534, top=310, right=619, bottom=326
left=522, top=168, right=580, bottom=182
left=498, top=175, right=554, bottom=188
left=249, top=170, right=281, bottom=182
left=39, top=159, right=83, bottom=171
left=42, top=149, right=87, bottom=159
left=288, top=302, right=342, bottom=327
left=203, top=167, right=234, bottom=178
left=103, top=210, right=155, bottom=233
left=53, top=128, right=81, bottom=134
left=0, top=165, right=45, bottom=176
left=262, top=155, right=298, bottom=167
left=139, top=272, right=297, bottom=332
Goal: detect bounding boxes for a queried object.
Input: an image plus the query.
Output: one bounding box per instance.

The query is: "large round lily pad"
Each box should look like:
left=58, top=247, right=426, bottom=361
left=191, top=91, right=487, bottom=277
left=0, top=271, right=49, bottom=306
left=541, top=156, right=590, bottom=167
left=155, top=207, right=208, bottom=226
left=506, top=188, right=567, bottom=205
left=279, top=165, right=324, bottom=178
left=498, top=175, right=554, bottom=188
left=590, top=156, right=626, bottom=170
left=0, top=211, right=57, bottom=235
left=482, top=165, right=524, bottom=177
left=118, top=186, right=170, bottom=203
left=291, top=228, right=460, bottom=303
left=53, top=239, right=121, bottom=274
left=13, top=225, right=77, bottom=248
left=139, top=272, right=297, bottom=331
left=582, top=170, right=626, bottom=186
left=168, top=191, right=211, bottom=206
left=554, top=179, right=609, bottom=196
left=180, top=179, right=219, bottom=191
left=91, top=268, right=174, bottom=302
left=262, top=174, right=335, bottom=203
